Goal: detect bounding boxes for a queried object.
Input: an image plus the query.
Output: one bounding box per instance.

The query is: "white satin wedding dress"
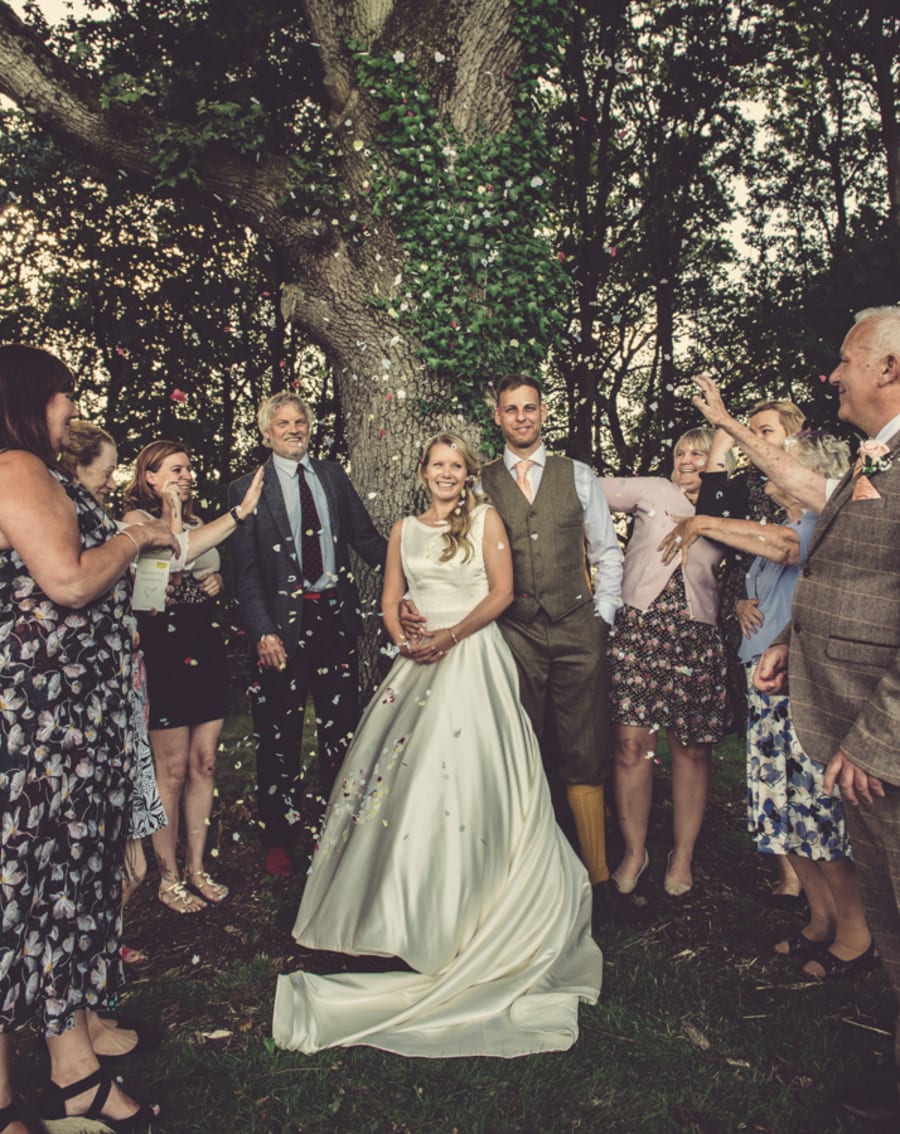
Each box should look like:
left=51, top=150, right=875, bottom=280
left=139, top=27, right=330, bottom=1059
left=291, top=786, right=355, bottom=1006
left=272, top=504, right=602, bottom=1058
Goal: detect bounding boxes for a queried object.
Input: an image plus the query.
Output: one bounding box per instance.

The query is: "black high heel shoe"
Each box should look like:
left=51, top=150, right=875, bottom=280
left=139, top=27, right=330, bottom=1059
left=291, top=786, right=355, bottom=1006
left=0, top=1099, right=49, bottom=1134
left=94, top=1016, right=163, bottom=1063
left=39, top=1068, right=158, bottom=1133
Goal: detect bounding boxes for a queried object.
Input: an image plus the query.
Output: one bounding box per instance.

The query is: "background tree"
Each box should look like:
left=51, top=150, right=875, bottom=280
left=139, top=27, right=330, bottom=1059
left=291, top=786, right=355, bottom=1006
left=0, top=0, right=568, bottom=527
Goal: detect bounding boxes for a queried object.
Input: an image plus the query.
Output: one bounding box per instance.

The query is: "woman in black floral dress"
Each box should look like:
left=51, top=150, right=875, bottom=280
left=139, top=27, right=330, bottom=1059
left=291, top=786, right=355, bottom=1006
left=0, top=346, right=176, bottom=1134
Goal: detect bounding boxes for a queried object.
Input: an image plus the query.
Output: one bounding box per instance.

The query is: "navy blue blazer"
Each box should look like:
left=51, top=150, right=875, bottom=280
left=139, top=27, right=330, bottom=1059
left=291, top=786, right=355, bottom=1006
left=228, top=455, right=387, bottom=660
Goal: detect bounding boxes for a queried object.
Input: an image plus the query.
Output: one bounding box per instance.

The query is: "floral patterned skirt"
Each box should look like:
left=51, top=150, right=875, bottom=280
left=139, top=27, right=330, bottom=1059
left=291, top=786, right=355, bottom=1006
left=745, top=666, right=850, bottom=860
left=609, top=571, right=727, bottom=745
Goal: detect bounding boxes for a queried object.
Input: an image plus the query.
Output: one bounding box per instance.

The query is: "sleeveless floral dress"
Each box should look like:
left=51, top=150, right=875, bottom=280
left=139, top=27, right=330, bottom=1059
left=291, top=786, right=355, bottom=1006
left=0, top=471, right=134, bottom=1034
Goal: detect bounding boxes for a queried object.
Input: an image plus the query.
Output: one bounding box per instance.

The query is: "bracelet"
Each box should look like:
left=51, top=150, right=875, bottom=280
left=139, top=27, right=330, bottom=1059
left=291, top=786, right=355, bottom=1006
left=120, top=528, right=141, bottom=560
left=230, top=505, right=245, bottom=525
left=397, top=638, right=409, bottom=651
left=448, top=628, right=460, bottom=645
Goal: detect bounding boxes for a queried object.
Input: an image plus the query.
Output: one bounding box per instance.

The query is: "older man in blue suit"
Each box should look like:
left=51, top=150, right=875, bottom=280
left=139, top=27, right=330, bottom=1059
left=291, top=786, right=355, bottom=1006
left=229, top=393, right=386, bottom=876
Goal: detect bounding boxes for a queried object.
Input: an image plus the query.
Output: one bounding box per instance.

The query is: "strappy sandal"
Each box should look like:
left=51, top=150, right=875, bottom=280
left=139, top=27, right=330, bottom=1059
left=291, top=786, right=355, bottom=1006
left=94, top=1015, right=163, bottom=1063
left=39, top=1068, right=158, bottom=1133
left=0, top=1098, right=49, bottom=1134
left=803, top=940, right=879, bottom=982
left=184, top=869, right=229, bottom=903
left=774, top=932, right=831, bottom=963
left=158, top=877, right=206, bottom=914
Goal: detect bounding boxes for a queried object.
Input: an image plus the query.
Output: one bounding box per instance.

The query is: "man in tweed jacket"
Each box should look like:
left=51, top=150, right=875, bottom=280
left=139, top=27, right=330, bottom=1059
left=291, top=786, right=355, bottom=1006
left=756, top=305, right=900, bottom=1125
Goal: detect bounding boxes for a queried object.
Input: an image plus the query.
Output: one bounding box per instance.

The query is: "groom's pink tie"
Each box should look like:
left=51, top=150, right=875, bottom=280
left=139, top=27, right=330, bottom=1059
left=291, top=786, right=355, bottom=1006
left=515, top=459, right=534, bottom=503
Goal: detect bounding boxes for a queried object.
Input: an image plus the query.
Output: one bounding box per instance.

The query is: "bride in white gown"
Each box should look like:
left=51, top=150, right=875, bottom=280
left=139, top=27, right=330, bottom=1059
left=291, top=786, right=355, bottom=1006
left=272, top=433, right=603, bottom=1058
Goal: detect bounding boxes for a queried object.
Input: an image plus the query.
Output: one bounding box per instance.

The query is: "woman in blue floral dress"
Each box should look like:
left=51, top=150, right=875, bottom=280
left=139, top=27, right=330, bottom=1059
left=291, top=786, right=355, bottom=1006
left=0, top=346, right=176, bottom=1134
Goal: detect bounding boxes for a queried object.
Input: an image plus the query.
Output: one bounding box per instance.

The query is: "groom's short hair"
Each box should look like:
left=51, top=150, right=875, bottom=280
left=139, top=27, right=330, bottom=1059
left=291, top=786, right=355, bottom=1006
left=494, top=373, right=543, bottom=403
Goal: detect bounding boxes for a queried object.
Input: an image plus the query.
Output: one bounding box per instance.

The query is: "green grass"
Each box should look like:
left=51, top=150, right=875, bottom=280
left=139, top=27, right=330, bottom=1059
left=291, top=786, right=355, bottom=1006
left=12, top=728, right=890, bottom=1133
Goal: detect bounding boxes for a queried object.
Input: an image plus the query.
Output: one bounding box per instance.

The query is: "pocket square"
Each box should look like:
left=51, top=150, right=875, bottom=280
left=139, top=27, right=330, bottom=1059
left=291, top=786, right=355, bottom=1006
left=852, top=474, right=881, bottom=501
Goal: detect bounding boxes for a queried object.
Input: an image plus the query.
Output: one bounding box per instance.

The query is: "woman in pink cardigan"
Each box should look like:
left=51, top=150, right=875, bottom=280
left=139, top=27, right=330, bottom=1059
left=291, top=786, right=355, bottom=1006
left=602, top=429, right=726, bottom=897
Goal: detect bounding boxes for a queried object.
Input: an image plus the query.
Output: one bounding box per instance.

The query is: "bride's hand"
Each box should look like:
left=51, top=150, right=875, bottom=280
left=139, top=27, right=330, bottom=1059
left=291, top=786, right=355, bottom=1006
left=405, top=628, right=457, bottom=664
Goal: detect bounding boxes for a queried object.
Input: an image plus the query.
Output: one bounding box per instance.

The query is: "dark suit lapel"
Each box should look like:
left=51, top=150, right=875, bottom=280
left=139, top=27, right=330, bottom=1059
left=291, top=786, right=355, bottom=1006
left=261, top=455, right=295, bottom=547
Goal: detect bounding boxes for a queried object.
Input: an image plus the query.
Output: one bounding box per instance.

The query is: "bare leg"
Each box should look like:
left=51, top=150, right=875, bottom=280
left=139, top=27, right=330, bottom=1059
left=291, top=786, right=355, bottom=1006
left=182, top=719, right=223, bottom=875
left=667, top=733, right=712, bottom=891
left=774, top=855, right=836, bottom=953
left=45, top=1012, right=158, bottom=1123
left=0, top=1034, right=29, bottom=1134
left=610, top=724, right=656, bottom=886
left=772, top=854, right=803, bottom=898
left=149, top=725, right=205, bottom=913
left=803, top=858, right=873, bottom=976
left=182, top=719, right=228, bottom=902
left=121, top=838, right=147, bottom=909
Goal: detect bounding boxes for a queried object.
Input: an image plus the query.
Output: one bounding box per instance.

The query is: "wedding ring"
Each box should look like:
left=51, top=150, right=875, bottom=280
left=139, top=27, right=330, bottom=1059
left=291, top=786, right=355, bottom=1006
left=674, top=535, right=682, bottom=544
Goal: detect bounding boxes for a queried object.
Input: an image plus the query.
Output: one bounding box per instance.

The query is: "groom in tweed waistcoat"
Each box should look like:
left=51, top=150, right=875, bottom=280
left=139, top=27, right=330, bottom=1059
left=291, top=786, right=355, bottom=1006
left=755, top=305, right=900, bottom=1126
left=481, top=374, right=623, bottom=930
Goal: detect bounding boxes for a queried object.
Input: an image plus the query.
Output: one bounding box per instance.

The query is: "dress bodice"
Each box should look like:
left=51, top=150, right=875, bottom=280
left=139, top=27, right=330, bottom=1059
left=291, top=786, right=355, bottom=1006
left=401, top=504, right=489, bottom=628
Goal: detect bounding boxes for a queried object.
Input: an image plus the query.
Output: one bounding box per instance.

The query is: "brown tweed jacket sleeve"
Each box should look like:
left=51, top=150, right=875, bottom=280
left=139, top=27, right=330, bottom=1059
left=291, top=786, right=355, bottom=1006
left=784, top=430, right=900, bottom=782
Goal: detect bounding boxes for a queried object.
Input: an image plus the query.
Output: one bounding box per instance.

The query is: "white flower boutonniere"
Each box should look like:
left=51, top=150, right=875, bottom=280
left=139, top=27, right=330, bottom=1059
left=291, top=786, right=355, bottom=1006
left=858, top=438, right=892, bottom=476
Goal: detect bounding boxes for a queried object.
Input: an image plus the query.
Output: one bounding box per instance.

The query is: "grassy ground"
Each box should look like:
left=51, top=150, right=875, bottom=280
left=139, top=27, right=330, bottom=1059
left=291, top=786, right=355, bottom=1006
left=12, top=718, right=892, bottom=1134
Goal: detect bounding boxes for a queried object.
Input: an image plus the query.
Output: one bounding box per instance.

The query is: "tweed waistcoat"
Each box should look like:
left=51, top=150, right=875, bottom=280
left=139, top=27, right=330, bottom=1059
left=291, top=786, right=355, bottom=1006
left=482, top=455, right=592, bottom=622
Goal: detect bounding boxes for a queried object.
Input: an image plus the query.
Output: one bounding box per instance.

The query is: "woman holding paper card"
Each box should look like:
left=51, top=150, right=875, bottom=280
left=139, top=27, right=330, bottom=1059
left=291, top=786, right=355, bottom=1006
left=0, top=345, right=177, bottom=1133
left=122, top=443, right=263, bottom=914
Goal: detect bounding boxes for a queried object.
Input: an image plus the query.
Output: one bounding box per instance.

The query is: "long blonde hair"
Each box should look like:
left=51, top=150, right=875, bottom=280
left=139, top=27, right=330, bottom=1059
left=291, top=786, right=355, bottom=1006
left=418, top=432, right=486, bottom=562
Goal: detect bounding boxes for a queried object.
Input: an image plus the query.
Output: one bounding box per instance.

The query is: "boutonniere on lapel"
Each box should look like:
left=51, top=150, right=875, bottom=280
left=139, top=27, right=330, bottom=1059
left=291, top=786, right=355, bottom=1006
left=858, top=438, right=892, bottom=476
left=852, top=439, right=892, bottom=501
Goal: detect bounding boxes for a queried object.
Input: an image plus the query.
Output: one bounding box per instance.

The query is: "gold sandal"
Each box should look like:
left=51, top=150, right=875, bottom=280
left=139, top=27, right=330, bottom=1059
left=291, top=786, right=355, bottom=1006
left=158, top=877, right=207, bottom=914
left=185, top=869, right=229, bottom=903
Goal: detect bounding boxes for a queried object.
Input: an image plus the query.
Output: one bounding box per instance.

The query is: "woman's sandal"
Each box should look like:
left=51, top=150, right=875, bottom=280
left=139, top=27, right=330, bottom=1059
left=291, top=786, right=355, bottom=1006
left=158, top=877, right=206, bottom=914
left=0, top=1099, right=49, bottom=1134
left=802, top=940, right=880, bottom=982
left=94, top=1015, right=163, bottom=1063
left=39, top=1068, right=158, bottom=1133
left=774, top=932, right=831, bottom=963
left=184, top=869, right=229, bottom=903
left=120, top=945, right=148, bottom=966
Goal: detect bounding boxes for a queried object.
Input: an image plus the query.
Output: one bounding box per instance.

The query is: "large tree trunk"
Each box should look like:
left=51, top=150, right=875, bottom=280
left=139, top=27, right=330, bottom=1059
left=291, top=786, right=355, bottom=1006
left=0, top=0, right=522, bottom=531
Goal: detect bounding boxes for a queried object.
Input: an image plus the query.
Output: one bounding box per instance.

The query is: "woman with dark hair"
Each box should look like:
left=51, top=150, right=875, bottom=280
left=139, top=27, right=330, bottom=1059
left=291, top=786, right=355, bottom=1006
left=122, top=442, right=262, bottom=914
left=274, top=433, right=602, bottom=1057
left=0, top=344, right=176, bottom=1133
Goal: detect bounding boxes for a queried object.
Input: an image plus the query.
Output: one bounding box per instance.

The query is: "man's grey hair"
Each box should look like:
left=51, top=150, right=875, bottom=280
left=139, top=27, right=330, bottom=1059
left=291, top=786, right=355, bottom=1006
left=853, top=305, right=900, bottom=361
left=257, top=391, right=316, bottom=438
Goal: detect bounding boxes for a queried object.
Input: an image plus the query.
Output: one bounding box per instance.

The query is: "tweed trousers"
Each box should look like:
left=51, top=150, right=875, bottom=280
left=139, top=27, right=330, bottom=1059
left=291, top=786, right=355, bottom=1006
left=844, top=787, right=900, bottom=1068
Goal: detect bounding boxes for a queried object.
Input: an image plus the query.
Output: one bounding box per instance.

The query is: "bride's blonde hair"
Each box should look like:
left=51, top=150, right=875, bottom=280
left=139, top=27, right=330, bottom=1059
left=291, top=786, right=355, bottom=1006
left=418, top=432, right=486, bottom=563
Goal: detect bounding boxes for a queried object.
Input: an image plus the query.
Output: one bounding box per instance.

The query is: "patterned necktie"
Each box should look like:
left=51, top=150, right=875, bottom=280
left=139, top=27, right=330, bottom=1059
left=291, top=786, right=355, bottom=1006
left=515, top=458, right=534, bottom=503
left=296, top=464, right=324, bottom=585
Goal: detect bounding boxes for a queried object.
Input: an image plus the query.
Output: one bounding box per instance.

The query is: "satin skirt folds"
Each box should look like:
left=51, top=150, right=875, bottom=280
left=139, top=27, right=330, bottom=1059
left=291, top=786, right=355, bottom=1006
left=273, top=619, right=603, bottom=1058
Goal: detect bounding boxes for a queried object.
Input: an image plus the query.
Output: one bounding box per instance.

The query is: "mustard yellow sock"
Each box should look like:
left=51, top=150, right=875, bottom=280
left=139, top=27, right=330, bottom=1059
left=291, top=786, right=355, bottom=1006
left=566, top=783, right=610, bottom=884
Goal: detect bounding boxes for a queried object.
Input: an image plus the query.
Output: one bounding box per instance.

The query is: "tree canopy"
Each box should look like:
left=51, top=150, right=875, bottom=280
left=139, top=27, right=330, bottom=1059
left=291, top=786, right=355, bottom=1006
left=1, top=0, right=897, bottom=510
